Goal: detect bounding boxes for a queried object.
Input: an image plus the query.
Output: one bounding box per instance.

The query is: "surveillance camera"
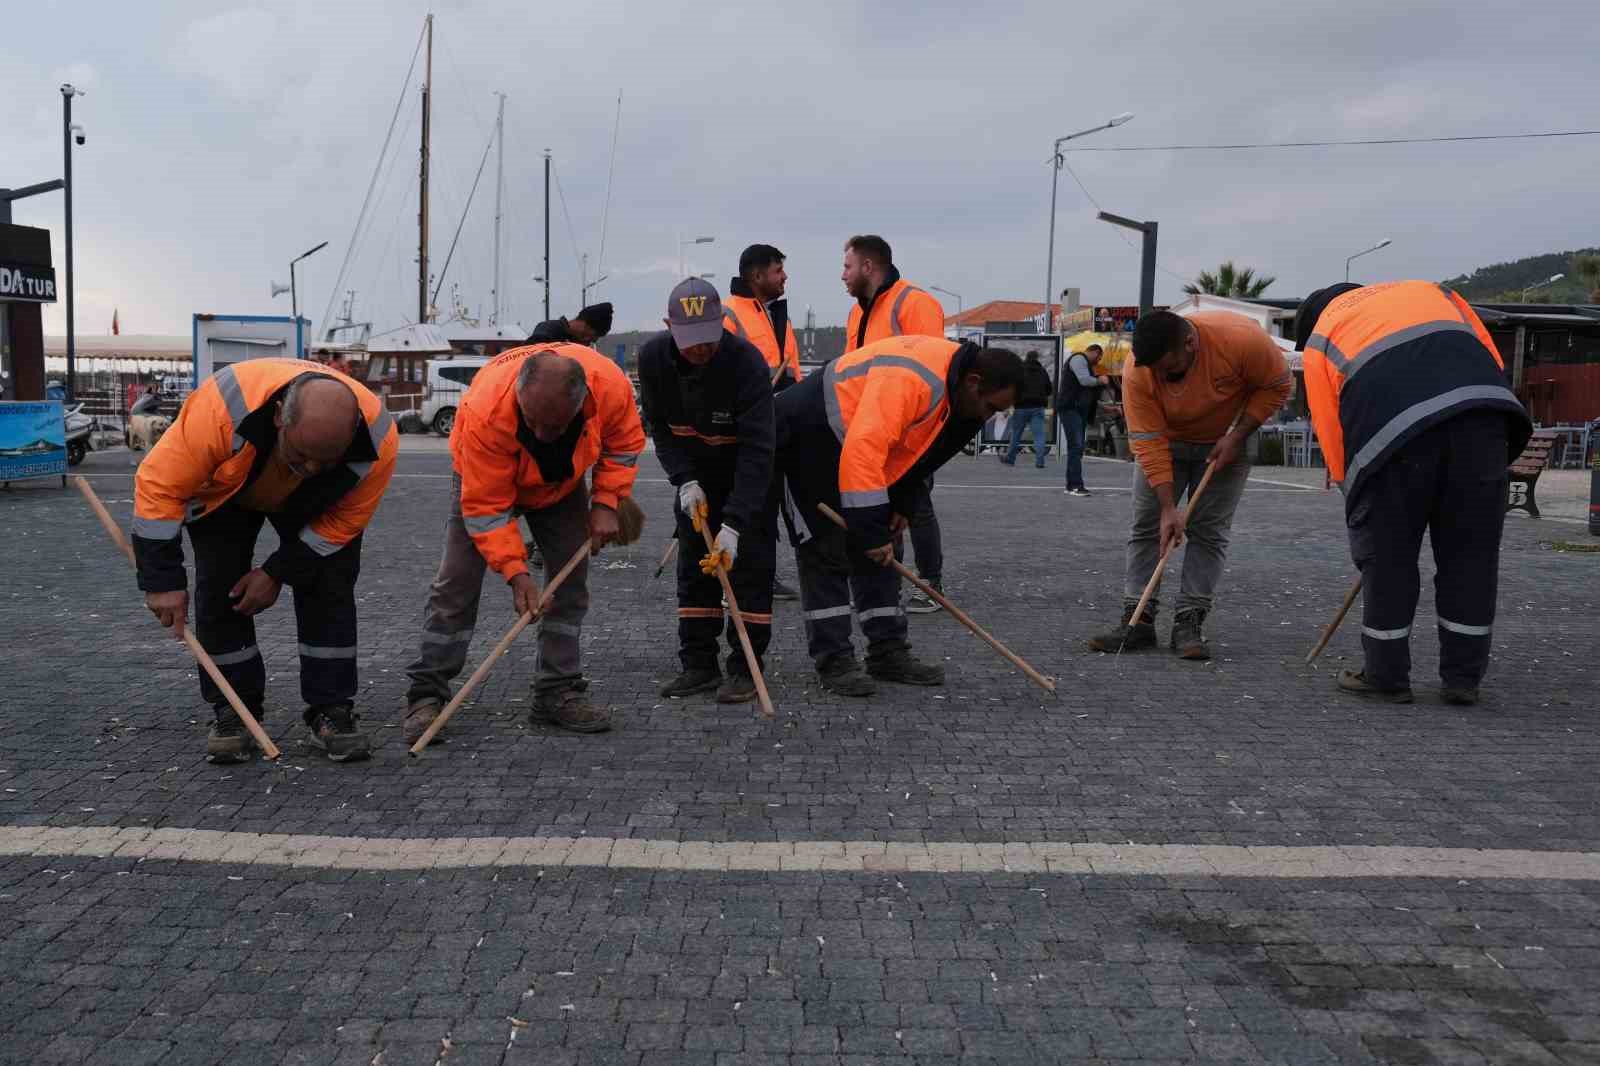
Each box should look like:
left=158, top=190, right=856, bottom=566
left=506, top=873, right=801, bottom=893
left=71, top=124, right=85, bottom=146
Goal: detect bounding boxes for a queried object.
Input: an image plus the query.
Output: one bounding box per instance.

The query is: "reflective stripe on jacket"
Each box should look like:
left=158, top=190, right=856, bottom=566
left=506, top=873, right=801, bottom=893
left=451, top=341, right=646, bottom=581
left=1303, top=281, right=1531, bottom=507
left=845, top=274, right=946, bottom=353
left=723, top=293, right=800, bottom=385
left=132, top=359, right=398, bottom=593
left=823, top=335, right=962, bottom=543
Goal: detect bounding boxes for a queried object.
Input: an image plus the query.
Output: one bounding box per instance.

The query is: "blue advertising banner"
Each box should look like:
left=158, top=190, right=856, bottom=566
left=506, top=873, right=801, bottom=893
left=0, top=401, right=67, bottom=481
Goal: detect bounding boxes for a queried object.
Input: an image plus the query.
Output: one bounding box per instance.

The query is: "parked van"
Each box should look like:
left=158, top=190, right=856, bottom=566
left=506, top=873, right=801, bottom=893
left=421, top=356, right=490, bottom=436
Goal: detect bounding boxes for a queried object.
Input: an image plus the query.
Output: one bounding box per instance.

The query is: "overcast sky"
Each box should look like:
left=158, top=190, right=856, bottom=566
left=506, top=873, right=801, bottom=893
left=6, top=0, right=1598, bottom=341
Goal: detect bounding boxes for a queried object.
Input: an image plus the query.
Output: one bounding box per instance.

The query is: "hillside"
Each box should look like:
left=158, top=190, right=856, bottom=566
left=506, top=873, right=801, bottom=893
left=1441, top=248, right=1600, bottom=303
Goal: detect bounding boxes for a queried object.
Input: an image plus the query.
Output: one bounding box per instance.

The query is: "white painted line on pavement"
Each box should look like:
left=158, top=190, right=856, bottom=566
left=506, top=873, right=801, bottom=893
left=5, top=825, right=1599, bottom=880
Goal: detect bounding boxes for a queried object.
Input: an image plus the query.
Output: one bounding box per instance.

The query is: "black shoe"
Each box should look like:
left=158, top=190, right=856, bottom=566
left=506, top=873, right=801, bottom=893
left=817, top=654, right=875, bottom=697
left=303, top=703, right=371, bottom=762
left=1087, top=607, right=1156, bottom=652
left=659, top=667, right=721, bottom=698
left=772, top=580, right=799, bottom=601
left=206, top=707, right=260, bottom=764
left=1171, top=608, right=1211, bottom=661
left=866, top=648, right=945, bottom=686
left=1065, top=487, right=1092, bottom=497
left=1441, top=686, right=1480, bottom=707
left=716, top=672, right=759, bottom=704
left=1336, top=669, right=1414, bottom=704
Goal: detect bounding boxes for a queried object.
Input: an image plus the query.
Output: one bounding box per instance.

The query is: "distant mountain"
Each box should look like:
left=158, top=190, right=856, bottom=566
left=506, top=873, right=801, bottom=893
left=1441, top=248, right=1600, bottom=303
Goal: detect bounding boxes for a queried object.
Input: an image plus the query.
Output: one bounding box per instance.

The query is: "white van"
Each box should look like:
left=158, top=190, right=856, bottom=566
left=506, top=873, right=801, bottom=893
left=421, top=356, right=490, bottom=436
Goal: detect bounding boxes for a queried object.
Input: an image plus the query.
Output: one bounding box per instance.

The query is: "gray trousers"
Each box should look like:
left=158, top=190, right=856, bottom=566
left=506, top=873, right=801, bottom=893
left=405, top=476, right=590, bottom=704
left=1122, top=441, right=1251, bottom=616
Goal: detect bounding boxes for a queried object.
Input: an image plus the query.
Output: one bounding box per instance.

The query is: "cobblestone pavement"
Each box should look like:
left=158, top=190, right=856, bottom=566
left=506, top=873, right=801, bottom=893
left=1, top=445, right=1597, bottom=1065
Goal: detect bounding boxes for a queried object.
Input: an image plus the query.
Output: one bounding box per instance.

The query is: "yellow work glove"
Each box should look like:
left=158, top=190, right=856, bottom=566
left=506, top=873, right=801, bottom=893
left=699, top=548, right=731, bottom=576
left=691, top=500, right=709, bottom=534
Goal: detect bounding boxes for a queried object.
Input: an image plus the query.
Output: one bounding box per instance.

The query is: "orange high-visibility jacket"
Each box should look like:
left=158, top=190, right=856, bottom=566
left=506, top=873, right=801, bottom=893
left=723, top=289, right=800, bottom=385
left=132, top=359, right=398, bottom=592
left=451, top=342, right=645, bottom=581
left=823, top=335, right=969, bottom=545
left=1303, top=281, right=1531, bottom=505
left=845, top=272, right=946, bottom=353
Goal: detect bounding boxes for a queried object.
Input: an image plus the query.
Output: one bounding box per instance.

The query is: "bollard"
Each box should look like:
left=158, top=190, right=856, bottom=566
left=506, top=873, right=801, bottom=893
left=1590, top=448, right=1600, bottom=537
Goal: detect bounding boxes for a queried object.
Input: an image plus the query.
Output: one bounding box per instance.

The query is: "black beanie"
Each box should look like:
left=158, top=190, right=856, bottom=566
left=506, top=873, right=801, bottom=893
left=576, top=302, right=614, bottom=337
left=1293, top=284, right=1361, bottom=350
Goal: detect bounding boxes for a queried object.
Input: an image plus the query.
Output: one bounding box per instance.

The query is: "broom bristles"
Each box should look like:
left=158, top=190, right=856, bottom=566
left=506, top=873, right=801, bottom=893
left=615, top=495, right=646, bottom=545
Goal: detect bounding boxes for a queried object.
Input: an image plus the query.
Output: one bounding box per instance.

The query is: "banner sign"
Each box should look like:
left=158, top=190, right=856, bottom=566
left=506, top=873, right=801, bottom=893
left=0, top=401, right=67, bottom=480
left=0, top=262, right=58, bottom=303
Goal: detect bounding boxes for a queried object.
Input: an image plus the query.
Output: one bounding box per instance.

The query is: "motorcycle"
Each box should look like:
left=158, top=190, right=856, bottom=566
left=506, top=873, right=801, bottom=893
left=63, top=402, right=97, bottom=466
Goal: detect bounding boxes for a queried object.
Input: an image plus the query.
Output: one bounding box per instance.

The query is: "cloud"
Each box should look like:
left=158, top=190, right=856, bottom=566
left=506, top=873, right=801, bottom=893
left=3, top=0, right=1597, bottom=340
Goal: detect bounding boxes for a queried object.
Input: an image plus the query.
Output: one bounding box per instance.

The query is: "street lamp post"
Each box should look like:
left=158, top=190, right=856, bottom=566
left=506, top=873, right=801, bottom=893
left=61, top=83, right=86, bottom=401
left=288, top=242, right=328, bottom=347
left=1344, top=238, right=1392, bottom=282
left=678, top=234, right=714, bottom=278
left=928, top=285, right=963, bottom=315
left=1097, top=212, right=1159, bottom=317
left=1522, top=273, right=1565, bottom=303
left=1046, top=112, right=1133, bottom=333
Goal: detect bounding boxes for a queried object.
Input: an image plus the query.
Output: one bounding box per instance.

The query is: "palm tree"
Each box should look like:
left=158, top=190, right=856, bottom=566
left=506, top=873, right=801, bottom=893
left=1183, top=261, right=1276, bottom=299
left=1573, top=254, right=1600, bottom=303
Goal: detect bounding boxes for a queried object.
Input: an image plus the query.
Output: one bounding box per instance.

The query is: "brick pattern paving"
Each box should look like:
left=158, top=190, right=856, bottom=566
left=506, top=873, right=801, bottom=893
left=2, top=449, right=1597, bottom=1064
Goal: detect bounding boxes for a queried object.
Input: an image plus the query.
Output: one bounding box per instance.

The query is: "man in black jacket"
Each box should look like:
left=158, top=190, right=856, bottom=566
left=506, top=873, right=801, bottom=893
left=1002, top=351, right=1055, bottom=468
left=528, top=303, right=613, bottom=346
left=638, top=279, right=777, bottom=703
left=1057, top=344, right=1108, bottom=496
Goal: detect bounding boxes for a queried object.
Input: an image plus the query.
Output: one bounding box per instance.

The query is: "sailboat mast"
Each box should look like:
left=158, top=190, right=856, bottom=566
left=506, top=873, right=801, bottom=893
left=492, top=91, right=505, bottom=325
left=417, top=13, right=433, bottom=323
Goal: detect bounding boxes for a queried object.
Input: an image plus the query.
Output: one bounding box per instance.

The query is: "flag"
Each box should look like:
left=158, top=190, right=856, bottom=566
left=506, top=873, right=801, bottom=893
left=112, top=309, right=120, bottom=335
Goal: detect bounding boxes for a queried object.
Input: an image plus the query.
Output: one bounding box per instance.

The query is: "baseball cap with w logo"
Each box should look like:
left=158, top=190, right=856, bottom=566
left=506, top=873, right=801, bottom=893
left=666, top=277, right=724, bottom=350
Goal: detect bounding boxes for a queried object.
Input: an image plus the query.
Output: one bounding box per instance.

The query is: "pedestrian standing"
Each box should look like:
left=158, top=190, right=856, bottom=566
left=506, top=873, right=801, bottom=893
left=1002, top=351, right=1054, bottom=468
left=1058, top=344, right=1108, bottom=496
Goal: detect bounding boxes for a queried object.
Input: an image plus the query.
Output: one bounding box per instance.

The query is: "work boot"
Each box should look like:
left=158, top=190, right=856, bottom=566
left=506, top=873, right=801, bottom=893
left=1087, top=607, right=1157, bottom=652
left=659, top=667, right=721, bottom=698
left=1441, top=686, right=1480, bottom=707
left=817, top=654, right=875, bottom=697
left=1171, top=608, right=1211, bottom=661
left=867, top=647, right=945, bottom=686
left=303, top=703, right=372, bottom=762
left=1336, top=669, right=1414, bottom=704
left=716, top=670, right=759, bottom=704
left=905, top=582, right=943, bottom=615
left=531, top=687, right=612, bottom=733
left=402, top=698, right=442, bottom=745
left=206, top=706, right=260, bottom=764
left=772, top=580, right=799, bottom=601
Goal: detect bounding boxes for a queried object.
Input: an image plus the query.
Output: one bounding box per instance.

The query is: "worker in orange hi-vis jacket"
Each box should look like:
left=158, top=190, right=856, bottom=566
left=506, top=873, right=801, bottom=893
left=1085, top=310, right=1292, bottom=662
left=1294, top=280, right=1531, bottom=707
left=775, top=334, right=1021, bottom=697
left=839, top=233, right=949, bottom=615
left=401, top=342, right=645, bottom=744
left=132, top=359, right=398, bottom=764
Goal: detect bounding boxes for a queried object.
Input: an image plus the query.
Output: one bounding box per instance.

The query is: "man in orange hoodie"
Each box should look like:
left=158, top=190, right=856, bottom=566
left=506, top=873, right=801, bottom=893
left=1086, top=311, right=1292, bottom=660
left=401, top=342, right=645, bottom=741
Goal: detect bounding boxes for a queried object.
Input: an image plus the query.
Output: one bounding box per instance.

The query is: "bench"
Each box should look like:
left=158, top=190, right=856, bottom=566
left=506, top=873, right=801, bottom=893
left=1507, top=429, right=1558, bottom=518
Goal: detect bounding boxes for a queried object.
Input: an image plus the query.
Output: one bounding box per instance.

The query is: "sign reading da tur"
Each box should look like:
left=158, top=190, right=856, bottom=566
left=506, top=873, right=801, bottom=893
left=0, top=262, right=58, bottom=302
